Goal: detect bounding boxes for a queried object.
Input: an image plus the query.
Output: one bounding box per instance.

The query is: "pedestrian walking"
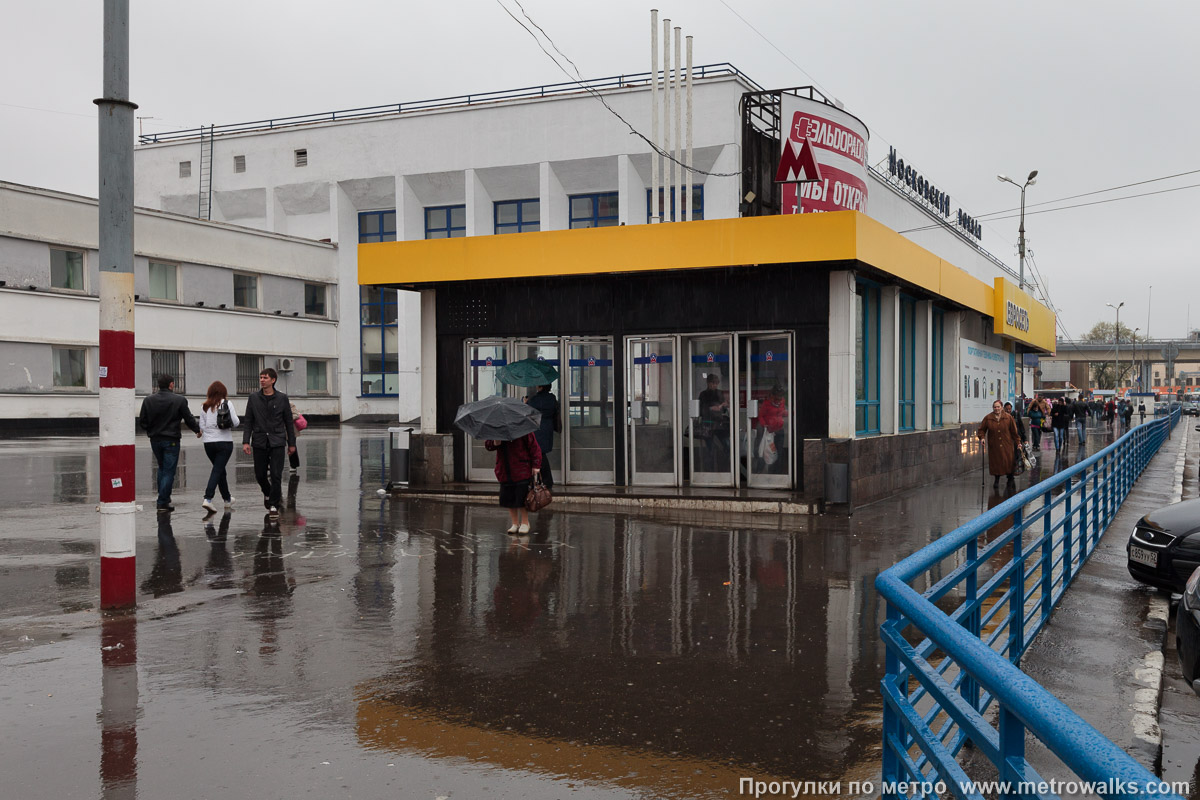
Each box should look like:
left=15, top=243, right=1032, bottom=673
left=1003, top=403, right=1028, bottom=464
left=137, top=373, right=200, bottom=512
left=525, top=384, right=560, bottom=491
left=198, top=380, right=239, bottom=514
left=241, top=368, right=296, bottom=517
left=1123, top=401, right=1134, bottom=428
left=1138, top=402, right=1146, bottom=424
left=1051, top=398, right=1073, bottom=451
left=1073, top=395, right=1090, bottom=445
left=485, top=432, right=542, bottom=534
left=1027, top=396, right=1046, bottom=451
left=1105, top=399, right=1116, bottom=429
left=288, top=402, right=307, bottom=471
left=978, top=400, right=1020, bottom=491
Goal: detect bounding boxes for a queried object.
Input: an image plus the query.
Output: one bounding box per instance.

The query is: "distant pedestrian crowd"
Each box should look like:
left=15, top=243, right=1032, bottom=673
left=977, top=392, right=1144, bottom=493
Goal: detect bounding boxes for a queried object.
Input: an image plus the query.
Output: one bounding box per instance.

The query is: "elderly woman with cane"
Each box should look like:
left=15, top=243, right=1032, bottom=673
left=978, top=399, right=1020, bottom=492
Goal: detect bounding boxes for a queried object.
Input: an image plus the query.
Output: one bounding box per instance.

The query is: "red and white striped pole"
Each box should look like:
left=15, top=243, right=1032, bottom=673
left=96, top=0, right=138, bottom=610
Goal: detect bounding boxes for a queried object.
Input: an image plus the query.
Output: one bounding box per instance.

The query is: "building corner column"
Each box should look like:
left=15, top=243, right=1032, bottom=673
left=828, top=271, right=856, bottom=438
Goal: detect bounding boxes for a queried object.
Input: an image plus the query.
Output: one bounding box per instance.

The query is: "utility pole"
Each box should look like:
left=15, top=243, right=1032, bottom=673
left=95, top=0, right=138, bottom=610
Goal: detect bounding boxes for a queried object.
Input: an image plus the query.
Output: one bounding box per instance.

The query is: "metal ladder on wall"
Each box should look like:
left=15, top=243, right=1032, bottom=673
left=197, top=124, right=213, bottom=220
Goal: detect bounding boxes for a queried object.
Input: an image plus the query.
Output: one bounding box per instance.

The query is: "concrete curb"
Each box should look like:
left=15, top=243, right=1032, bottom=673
left=1141, top=424, right=1189, bottom=756
left=396, top=490, right=823, bottom=516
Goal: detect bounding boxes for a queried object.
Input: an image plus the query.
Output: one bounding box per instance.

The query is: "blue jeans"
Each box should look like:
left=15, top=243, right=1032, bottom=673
left=203, top=441, right=234, bottom=502
left=1075, top=419, right=1086, bottom=444
left=1053, top=427, right=1066, bottom=449
left=150, top=439, right=181, bottom=508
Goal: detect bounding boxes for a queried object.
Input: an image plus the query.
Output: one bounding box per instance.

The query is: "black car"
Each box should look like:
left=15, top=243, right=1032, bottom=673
left=1127, top=498, right=1200, bottom=593
left=1185, top=402, right=1200, bottom=416
left=1178, top=567, right=1200, bottom=695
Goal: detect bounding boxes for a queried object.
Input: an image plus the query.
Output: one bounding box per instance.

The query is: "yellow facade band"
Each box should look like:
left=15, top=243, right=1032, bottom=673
left=358, top=211, right=1055, bottom=352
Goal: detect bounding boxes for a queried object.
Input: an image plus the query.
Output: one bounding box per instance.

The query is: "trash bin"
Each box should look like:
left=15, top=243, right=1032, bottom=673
left=824, top=462, right=849, bottom=505
left=388, top=427, right=413, bottom=487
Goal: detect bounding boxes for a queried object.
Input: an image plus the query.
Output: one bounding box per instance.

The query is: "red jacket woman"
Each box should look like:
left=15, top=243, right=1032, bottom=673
left=485, top=433, right=542, bottom=534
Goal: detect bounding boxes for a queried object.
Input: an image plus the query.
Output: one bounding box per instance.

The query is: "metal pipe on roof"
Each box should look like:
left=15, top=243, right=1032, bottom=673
left=673, top=26, right=682, bottom=223
left=650, top=10, right=660, bottom=224
left=662, top=19, right=672, bottom=222
left=686, top=35, right=694, bottom=222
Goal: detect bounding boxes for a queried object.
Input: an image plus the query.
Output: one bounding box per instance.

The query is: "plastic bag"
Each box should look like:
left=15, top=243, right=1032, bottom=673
left=758, top=430, right=779, bottom=466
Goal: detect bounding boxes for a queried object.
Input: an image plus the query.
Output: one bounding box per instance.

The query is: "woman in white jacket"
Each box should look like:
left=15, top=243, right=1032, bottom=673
left=199, top=380, right=240, bottom=513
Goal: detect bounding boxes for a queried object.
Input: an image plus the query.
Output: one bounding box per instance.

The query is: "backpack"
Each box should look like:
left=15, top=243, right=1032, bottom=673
left=216, top=400, right=233, bottom=430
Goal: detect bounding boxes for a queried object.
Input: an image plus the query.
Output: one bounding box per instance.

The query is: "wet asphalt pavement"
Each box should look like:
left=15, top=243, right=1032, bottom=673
left=0, top=420, right=1167, bottom=799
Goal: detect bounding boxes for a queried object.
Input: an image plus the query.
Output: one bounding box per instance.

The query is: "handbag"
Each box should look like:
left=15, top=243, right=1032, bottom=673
left=293, top=414, right=308, bottom=432
left=524, top=473, right=552, bottom=512
left=1013, top=442, right=1029, bottom=475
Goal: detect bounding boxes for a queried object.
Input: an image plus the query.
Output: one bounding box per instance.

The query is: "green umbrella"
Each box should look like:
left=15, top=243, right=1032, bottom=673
left=497, top=358, right=559, bottom=387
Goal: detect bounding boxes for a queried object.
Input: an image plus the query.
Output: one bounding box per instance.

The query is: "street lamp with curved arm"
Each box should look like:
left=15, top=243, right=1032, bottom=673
left=998, top=170, right=1039, bottom=290
left=1107, top=301, right=1125, bottom=392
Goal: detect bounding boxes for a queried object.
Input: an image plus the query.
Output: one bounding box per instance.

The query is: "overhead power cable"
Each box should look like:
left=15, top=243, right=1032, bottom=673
left=979, top=167, right=1200, bottom=218
left=899, top=180, right=1200, bottom=235
left=494, top=0, right=742, bottom=177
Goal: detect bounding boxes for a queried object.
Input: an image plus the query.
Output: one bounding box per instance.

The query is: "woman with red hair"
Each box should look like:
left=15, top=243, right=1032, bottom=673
left=198, top=380, right=240, bottom=514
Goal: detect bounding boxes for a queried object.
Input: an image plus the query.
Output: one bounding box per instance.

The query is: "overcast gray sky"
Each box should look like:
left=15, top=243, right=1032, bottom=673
left=2, top=0, right=1197, bottom=341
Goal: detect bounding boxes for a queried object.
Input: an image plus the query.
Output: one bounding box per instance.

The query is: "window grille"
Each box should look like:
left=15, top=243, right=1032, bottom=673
left=236, top=354, right=263, bottom=395
left=151, top=350, right=185, bottom=393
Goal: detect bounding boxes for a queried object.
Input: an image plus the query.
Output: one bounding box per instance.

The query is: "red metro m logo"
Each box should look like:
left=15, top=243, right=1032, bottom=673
left=775, top=136, right=823, bottom=184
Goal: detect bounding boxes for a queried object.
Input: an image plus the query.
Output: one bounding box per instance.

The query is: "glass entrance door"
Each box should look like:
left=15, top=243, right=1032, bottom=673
left=685, top=335, right=734, bottom=486
left=565, top=340, right=616, bottom=484
left=628, top=337, right=678, bottom=486
left=740, top=334, right=792, bottom=489
left=465, top=341, right=507, bottom=482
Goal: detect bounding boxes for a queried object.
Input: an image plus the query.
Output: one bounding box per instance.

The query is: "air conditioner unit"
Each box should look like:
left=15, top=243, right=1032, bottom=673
left=277, top=357, right=295, bottom=372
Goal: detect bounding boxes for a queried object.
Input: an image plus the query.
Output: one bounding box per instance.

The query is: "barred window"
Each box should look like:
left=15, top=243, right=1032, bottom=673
left=236, top=354, right=263, bottom=395
left=150, top=350, right=185, bottom=393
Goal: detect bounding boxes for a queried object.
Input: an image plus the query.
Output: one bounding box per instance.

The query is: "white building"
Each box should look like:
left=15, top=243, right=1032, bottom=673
left=4, top=63, right=1055, bottom=503
left=0, top=181, right=339, bottom=428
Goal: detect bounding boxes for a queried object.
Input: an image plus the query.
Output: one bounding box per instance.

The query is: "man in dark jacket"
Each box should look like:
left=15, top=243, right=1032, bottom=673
left=241, top=367, right=296, bottom=516
left=1073, top=396, right=1090, bottom=445
left=1050, top=399, right=1074, bottom=451
left=525, top=384, right=559, bottom=490
left=138, top=374, right=200, bottom=512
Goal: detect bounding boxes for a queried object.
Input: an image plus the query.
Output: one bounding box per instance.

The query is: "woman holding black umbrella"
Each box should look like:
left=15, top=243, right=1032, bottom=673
left=485, top=433, right=542, bottom=534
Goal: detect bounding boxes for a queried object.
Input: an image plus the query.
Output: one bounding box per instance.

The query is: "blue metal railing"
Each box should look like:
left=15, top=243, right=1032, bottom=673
left=877, top=409, right=1183, bottom=799
left=137, top=63, right=761, bottom=145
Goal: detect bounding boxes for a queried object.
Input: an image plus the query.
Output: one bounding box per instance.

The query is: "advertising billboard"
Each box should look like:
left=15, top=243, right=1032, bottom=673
left=778, top=95, right=869, bottom=216
left=961, top=339, right=1016, bottom=422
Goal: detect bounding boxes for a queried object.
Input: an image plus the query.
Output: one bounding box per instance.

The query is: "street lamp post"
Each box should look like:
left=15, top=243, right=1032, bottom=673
left=998, top=170, right=1039, bottom=290
left=1107, top=301, right=1125, bottom=393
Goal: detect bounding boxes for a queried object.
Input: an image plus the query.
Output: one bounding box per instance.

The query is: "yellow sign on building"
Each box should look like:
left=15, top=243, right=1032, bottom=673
left=993, top=278, right=1055, bottom=352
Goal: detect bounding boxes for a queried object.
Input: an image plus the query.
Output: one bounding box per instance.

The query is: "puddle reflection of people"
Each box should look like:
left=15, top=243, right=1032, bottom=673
left=250, top=514, right=294, bottom=598
left=488, top=535, right=556, bottom=633
left=140, top=513, right=183, bottom=597
left=204, top=511, right=235, bottom=590
left=248, top=514, right=295, bottom=659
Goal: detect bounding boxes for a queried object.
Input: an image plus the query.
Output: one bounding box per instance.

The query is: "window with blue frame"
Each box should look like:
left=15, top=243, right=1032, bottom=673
left=569, top=192, right=619, bottom=229
left=856, top=281, right=881, bottom=434
left=425, top=205, right=466, bottom=238
left=931, top=308, right=945, bottom=426
left=359, top=210, right=398, bottom=396
left=898, top=295, right=917, bottom=431
left=494, top=199, right=540, bottom=234
left=645, top=185, right=704, bottom=223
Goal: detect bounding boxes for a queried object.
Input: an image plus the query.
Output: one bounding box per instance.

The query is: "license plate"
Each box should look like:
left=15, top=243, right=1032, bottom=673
left=1129, top=545, right=1158, bottom=568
